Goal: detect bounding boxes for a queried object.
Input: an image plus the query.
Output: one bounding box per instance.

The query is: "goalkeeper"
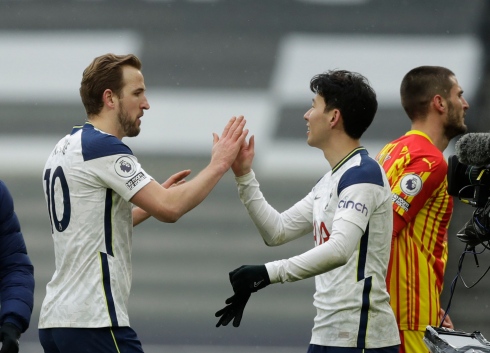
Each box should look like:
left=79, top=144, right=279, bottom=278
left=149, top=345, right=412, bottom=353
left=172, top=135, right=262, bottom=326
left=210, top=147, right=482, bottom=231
left=216, top=70, right=400, bottom=352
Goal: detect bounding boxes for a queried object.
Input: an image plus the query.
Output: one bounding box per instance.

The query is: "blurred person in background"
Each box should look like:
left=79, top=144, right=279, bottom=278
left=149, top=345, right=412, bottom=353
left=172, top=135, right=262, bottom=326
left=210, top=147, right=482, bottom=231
left=38, top=53, right=248, bottom=353
left=376, top=66, right=469, bottom=353
left=216, top=70, right=400, bottom=352
left=0, top=180, right=35, bottom=353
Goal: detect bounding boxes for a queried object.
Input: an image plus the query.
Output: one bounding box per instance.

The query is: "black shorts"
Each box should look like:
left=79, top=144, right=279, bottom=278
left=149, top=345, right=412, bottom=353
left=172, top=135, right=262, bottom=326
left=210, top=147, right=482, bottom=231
left=39, top=327, right=144, bottom=353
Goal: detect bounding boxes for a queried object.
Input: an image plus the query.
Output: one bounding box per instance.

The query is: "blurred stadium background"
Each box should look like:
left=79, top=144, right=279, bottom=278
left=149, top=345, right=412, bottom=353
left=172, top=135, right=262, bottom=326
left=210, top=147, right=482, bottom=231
left=1, top=0, right=490, bottom=351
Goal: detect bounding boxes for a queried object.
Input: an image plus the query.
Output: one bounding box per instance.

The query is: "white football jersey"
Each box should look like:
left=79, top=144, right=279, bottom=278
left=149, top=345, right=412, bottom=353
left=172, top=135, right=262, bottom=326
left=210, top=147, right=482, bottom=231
left=39, top=122, right=152, bottom=328
left=236, top=148, right=400, bottom=348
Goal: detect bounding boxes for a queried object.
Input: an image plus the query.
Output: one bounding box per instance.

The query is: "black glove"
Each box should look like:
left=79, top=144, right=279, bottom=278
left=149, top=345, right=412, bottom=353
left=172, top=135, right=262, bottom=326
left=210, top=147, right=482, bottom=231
left=0, top=323, right=20, bottom=353
left=215, top=265, right=271, bottom=328
left=229, top=265, right=271, bottom=293
left=215, top=292, right=251, bottom=327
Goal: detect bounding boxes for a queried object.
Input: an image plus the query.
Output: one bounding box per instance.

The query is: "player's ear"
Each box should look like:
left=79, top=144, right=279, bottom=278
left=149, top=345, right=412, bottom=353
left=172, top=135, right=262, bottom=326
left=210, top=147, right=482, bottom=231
left=433, top=95, right=446, bottom=114
left=329, top=109, right=341, bottom=126
left=102, top=89, right=117, bottom=108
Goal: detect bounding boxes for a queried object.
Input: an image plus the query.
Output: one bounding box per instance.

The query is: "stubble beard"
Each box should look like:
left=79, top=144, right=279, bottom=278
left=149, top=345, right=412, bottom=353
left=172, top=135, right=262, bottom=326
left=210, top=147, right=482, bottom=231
left=444, top=101, right=467, bottom=140
left=118, top=103, right=140, bottom=138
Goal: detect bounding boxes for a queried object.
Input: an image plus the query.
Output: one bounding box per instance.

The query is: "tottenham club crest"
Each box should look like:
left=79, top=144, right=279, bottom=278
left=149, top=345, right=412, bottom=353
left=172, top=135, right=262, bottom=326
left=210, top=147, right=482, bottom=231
left=400, top=174, right=423, bottom=196
left=114, top=156, right=137, bottom=178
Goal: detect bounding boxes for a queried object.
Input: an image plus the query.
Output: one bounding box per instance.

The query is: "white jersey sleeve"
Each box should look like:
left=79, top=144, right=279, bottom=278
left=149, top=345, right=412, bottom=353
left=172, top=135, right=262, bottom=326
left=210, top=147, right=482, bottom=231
left=235, top=170, right=313, bottom=246
left=265, top=218, right=363, bottom=283
left=84, top=153, right=151, bottom=202
left=334, top=182, right=385, bottom=231
left=265, top=177, right=390, bottom=283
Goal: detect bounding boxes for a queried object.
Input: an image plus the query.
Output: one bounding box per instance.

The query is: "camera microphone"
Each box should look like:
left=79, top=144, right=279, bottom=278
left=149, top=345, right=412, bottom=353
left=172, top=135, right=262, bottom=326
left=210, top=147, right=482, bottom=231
left=455, top=133, right=490, bottom=167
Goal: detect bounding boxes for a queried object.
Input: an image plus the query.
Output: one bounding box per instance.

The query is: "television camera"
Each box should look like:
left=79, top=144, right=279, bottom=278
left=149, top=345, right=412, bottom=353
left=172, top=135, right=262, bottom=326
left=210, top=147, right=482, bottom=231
left=448, top=132, right=490, bottom=247
left=447, top=154, right=490, bottom=247
left=423, top=133, right=490, bottom=353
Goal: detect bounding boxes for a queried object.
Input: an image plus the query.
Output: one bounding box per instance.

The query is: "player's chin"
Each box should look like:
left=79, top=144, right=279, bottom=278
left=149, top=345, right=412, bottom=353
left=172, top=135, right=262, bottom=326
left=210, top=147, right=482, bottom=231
left=306, top=137, right=316, bottom=148
left=456, top=123, right=467, bottom=136
left=127, top=127, right=141, bottom=138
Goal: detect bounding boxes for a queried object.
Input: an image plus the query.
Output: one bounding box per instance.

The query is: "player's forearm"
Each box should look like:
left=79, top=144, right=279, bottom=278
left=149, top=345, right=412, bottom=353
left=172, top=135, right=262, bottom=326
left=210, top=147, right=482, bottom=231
left=132, top=207, right=151, bottom=227
left=131, top=164, right=226, bottom=223
left=160, top=163, right=226, bottom=221
left=236, top=170, right=310, bottom=245
left=266, top=219, right=362, bottom=283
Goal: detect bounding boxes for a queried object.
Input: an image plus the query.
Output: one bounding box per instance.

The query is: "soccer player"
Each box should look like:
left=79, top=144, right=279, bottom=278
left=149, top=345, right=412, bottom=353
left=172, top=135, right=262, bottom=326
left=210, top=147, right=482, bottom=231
left=0, top=180, right=35, bottom=353
left=216, top=70, right=401, bottom=352
left=376, top=66, right=469, bottom=352
left=38, top=53, right=248, bottom=353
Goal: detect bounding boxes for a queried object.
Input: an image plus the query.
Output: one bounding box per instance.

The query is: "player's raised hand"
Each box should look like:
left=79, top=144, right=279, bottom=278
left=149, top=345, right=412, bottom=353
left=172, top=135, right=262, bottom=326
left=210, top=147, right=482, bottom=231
left=211, top=116, right=248, bottom=173
left=231, top=135, right=255, bottom=177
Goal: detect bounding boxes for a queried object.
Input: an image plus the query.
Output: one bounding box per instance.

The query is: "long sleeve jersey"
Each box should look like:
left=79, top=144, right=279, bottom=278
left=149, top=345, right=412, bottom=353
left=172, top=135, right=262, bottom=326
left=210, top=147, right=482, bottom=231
left=236, top=148, right=400, bottom=349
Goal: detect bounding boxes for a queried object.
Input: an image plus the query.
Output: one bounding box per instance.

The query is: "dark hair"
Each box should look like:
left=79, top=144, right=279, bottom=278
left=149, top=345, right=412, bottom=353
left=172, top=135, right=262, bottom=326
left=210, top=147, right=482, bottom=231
left=310, top=70, right=377, bottom=139
left=400, top=66, right=455, bottom=121
left=80, top=53, right=142, bottom=116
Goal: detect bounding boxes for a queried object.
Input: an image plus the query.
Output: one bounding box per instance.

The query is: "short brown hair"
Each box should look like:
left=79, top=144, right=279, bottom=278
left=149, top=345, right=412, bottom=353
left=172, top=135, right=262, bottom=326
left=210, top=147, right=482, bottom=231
left=80, top=53, right=142, bottom=116
left=400, top=66, right=455, bottom=121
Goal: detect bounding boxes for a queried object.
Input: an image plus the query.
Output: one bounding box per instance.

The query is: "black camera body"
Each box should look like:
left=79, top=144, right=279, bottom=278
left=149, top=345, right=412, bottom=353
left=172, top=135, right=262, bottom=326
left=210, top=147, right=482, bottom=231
left=448, top=155, right=490, bottom=247
left=448, top=155, right=490, bottom=206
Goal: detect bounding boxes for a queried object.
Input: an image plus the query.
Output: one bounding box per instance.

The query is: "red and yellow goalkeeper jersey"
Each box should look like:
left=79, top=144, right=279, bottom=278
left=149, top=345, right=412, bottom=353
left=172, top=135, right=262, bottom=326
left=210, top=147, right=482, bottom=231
left=376, top=130, right=452, bottom=332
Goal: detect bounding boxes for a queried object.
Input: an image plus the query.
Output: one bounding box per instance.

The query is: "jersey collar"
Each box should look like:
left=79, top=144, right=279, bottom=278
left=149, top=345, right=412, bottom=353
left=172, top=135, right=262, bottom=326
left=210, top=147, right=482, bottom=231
left=70, top=121, right=93, bottom=135
left=405, top=130, right=433, bottom=144
left=332, top=147, right=366, bottom=174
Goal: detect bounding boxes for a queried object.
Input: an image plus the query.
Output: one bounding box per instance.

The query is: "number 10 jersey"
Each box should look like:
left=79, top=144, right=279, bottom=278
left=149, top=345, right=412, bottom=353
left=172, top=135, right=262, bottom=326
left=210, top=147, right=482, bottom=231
left=39, top=123, right=153, bottom=329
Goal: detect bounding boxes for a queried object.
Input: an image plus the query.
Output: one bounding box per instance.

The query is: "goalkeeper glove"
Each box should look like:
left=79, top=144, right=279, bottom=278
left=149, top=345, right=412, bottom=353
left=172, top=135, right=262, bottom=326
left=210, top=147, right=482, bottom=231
left=215, top=265, right=271, bottom=327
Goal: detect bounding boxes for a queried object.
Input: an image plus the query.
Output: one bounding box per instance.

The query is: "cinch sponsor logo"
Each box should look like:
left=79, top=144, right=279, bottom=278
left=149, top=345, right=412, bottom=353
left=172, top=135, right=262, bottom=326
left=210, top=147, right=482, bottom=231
left=126, top=172, right=146, bottom=190
left=338, top=199, right=368, bottom=216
